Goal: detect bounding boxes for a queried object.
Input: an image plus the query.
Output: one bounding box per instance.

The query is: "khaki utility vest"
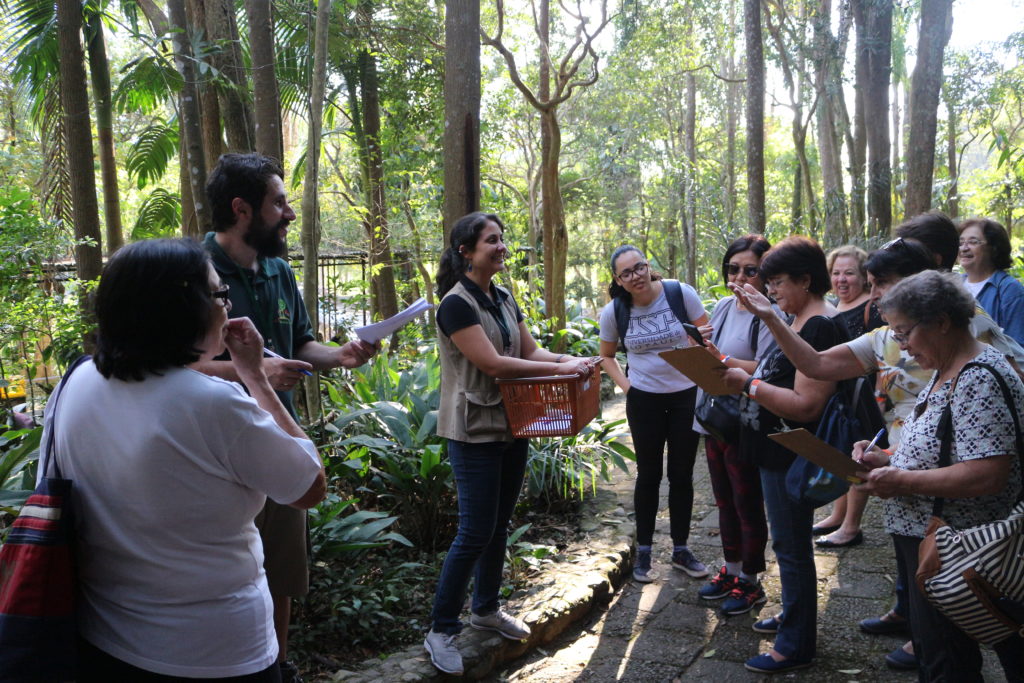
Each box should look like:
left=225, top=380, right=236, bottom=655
left=436, top=280, right=522, bottom=442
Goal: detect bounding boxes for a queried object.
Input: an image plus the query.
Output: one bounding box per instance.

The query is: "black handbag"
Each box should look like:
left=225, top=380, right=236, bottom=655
left=695, top=304, right=758, bottom=443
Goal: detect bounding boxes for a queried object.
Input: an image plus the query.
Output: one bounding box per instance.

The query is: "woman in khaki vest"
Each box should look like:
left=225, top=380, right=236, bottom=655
left=423, top=212, right=592, bottom=675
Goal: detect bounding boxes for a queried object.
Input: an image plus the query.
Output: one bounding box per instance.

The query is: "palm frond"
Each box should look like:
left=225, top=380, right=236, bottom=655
left=132, top=188, right=181, bottom=240
left=37, top=84, right=71, bottom=228
left=113, top=54, right=182, bottom=114
left=125, top=122, right=180, bottom=189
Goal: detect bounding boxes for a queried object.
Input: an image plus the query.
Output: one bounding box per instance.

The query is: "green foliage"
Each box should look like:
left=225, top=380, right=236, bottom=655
left=132, top=188, right=182, bottom=239
left=126, top=123, right=180, bottom=189
left=0, top=423, right=41, bottom=531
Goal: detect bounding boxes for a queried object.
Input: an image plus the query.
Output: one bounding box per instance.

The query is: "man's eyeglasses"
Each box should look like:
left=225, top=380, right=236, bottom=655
left=211, top=285, right=232, bottom=308
left=726, top=263, right=760, bottom=278
left=890, top=321, right=919, bottom=345
left=959, top=238, right=986, bottom=248
left=617, top=262, right=649, bottom=281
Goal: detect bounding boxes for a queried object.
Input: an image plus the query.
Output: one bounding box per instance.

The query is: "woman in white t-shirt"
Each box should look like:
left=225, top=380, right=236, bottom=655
left=598, top=245, right=709, bottom=583
left=44, top=239, right=326, bottom=681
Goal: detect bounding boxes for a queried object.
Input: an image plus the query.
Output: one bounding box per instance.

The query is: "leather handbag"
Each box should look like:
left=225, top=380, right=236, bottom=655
left=915, top=360, right=1024, bottom=645
left=0, top=355, right=89, bottom=681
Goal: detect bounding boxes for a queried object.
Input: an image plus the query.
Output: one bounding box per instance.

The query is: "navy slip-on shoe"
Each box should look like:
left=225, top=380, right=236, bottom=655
left=884, top=646, right=919, bottom=670
left=859, top=612, right=910, bottom=635
left=744, top=653, right=813, bottom=674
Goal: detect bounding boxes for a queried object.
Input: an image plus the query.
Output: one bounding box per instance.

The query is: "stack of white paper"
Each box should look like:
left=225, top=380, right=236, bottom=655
left=355, top=297, right=433, bottom=343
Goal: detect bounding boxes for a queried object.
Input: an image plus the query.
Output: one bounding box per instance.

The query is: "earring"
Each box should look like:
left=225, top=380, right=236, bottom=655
left=466, top=263, right=473, bottom=272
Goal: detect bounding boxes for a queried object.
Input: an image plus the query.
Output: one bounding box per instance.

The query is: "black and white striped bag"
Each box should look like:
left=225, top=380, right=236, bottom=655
left=916, top=361, right=1024, bottom=645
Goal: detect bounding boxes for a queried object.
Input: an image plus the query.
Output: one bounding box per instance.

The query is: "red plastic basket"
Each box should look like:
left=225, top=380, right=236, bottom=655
left=496, top=365, right=601, bottom=438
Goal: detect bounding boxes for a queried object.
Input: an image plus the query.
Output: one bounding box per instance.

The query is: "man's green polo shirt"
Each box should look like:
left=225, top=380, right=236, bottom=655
left=203, top=232, right=315, bottom=416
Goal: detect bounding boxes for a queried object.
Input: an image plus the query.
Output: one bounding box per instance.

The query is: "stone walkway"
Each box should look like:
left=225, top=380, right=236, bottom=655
left=481, top=392, right=1006, bottom=682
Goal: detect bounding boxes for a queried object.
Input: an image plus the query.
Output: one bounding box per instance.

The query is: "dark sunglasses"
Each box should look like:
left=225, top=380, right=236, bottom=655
left=726, top=263, right=760, bottom=278
left=881, top=236, right=905, bottom=251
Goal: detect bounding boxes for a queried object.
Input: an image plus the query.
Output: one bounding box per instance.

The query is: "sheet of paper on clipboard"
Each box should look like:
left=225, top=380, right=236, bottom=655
left=658, top=346, right=736, bottom=396
left=768, top=429, right=870, bottom=484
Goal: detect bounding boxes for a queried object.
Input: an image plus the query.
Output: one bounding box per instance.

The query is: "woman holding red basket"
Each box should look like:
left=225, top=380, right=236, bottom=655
left=423, top=211, right=593, bottom=676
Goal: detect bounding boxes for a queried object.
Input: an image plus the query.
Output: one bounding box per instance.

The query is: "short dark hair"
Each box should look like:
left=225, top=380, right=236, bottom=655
left=759, top=236, right=831, bottom=296
left=94, top=239, right=215, bottom=381
left=895, top=211, right=958, bottom=270
left=879, top=270, right=975, bottom=330
left=865, top=237, right=935, bottom=281
left=959, top=217, right=1013, bottom=271
left=721, top=234, right=772, bottom=287
left=206, top=153, right=285, bottom=232
left=435, top=212, right=506, bottom=297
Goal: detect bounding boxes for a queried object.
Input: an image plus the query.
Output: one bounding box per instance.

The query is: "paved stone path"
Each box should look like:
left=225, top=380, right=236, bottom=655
left=482, top=392, right=1006, bottom=682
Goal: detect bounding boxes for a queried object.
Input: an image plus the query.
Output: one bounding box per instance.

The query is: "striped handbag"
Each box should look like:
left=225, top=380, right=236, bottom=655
left=0, top=355, right=88, bottom=681
left=916, top=361, right=1024, bottom=645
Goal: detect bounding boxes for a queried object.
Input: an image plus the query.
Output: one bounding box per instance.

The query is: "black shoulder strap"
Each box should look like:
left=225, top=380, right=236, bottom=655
left=749, top=315, right=761, bottom=357
left=614, top=296, right=630, bottom=351
left=662, top=279, right=690, bottom=327
left=932, top=360, right=1024, bottom=518
left=42, top=354, right=91, bottom=479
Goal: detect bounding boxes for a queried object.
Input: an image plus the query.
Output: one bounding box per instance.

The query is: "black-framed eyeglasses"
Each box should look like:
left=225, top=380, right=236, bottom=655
left=726, top=263, right=760, bottom=278
left=617, top=262, right=649, bottom=281
left=891, top=321, right=919, bottom=345
left=211, top=285, right=232, bottom=307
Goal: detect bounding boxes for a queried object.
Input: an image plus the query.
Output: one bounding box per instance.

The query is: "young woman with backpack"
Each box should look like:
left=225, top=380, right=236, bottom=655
left=598, top=245, right=710, bottom=584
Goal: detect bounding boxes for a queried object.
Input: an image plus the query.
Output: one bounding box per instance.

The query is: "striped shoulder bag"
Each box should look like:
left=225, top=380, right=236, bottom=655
left=915, top=360, right=1024, bottom=645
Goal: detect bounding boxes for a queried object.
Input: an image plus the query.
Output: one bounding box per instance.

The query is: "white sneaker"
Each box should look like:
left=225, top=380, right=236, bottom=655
left=424, top=630, right=463, bottom=675
left=469, top=609, right=531, bottom=641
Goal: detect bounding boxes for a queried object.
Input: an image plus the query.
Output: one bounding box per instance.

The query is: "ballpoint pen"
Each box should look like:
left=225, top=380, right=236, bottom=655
left=263, top=347, right=313, bottom=376
left=863, top=427, right=886, bottom=457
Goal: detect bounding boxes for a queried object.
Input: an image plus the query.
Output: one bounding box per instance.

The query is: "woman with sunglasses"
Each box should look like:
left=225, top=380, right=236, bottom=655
left=958, top=217, right=1024, bottom=345
left=731, top=229, right=1024, bottom=672
left=43, top=239, right=326, bottom=680
left=598, top=245, right=710, bottom=583
left=692, top=235, right=778, bottom=615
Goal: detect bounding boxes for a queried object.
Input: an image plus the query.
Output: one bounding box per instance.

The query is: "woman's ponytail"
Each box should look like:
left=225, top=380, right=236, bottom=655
left=435, top=211, right=506, bottom=298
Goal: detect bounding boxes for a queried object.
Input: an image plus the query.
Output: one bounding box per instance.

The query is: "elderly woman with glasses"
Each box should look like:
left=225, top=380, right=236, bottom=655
left=732, top=219, right=1024, bottom=672
left=717, top=236, right=847, bottom=674
left=599, top=245, right=710, bottom=584
left=958, top=217, right=1024, bottom=345
left=854, top=270, right=1024, bottom=681
left=41, top=239, right=326, bottom=681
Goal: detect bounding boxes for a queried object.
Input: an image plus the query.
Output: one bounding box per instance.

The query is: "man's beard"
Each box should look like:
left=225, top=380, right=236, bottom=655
left=244, top=214, right=288, bottom=259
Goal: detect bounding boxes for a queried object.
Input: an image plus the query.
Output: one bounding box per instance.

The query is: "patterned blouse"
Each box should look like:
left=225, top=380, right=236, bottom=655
left=883, top=345, right=1024, bottom=538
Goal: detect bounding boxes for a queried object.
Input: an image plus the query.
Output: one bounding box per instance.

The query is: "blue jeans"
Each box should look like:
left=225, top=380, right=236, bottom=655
left=760, top=467, right=817, bottom=661
left=430, top=439, right=528, bottom=634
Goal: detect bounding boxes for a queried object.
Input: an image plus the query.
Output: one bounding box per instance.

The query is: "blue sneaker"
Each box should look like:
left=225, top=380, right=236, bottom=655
left=632, top=549, right=659, bottom=583
left=698, top=566, right=738, bottom=600
left=752, top=614, right=782, bottom=633
left=744, top=653, right=812, bottom=674
left=670, top=548, right=709, bottom=578
left=720, top=577, right=767, bottom=616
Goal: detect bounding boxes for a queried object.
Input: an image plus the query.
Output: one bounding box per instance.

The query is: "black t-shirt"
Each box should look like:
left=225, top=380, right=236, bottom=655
left=436, top=276, right=525, bottom=338
left=740, top=314, right=849, bottom=470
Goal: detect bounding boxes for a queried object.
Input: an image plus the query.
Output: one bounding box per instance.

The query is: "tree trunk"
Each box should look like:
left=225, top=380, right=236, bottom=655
left=813, top=0, right=847, bottom=246
left=168, top=0, right=212, bottom=233
left=864, top=0, right=892, bottom=236
left=187, top=0, right=224, bottom=170
left=745, top=0, right=766, bottom=233
left=179, top=134, right=198, bottom=237
left=905, top=0, right=953, bottom=217
left=684, top=73, right=697, bottom=284
left=56, top=0, right=103, bottom=284
left=724, top=0, right=739, bottom=231
left=246, top=0, right=284, bottom=161
left=84, top=12, right=123, bottom=254
left=442, top=0, right=480, bottom=243
left=360, top=47, right=399, bottom=321
left=850, top=0, right=869, bottom=237
left=946, top=100, right=958, bottom=218
left=205, top=0, right=255, bottom=152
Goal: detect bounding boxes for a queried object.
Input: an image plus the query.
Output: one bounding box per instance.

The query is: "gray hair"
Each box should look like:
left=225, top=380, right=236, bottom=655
left=878, top=270, right=975, bottom=329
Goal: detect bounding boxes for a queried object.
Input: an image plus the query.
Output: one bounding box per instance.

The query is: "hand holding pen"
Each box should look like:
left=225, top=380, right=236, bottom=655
left=852, top=428, right=891, bottom=470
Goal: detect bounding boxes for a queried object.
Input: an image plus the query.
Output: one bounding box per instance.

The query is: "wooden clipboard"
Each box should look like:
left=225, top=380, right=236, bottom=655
left=768, top=429, right=870, bottom=484
left=658, top=346, right=736, bottom=396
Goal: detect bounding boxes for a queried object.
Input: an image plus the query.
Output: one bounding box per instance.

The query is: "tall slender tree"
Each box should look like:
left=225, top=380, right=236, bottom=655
left=442, top=0, right=481, bottom=242
left=246, top=0, right=284, bottom=162
left=904, top=0, right=953, bottom=217
left=745, top=0, right=766, bottom=232
left=84, top=11, right=123, bottom=254
left=55, top=0, right=103, bottom=285
left=864, top=0, right=893, bottom=235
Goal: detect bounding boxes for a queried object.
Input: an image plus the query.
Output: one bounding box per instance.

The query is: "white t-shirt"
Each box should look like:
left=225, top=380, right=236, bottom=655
left=41, top=362, right=322, bottom=678
left=963, top=276, right=991, bottom=298
left=599, top=282, right=707, bottom=393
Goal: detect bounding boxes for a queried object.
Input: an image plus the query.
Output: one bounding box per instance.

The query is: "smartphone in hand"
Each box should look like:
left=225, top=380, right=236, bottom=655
left=682, top=323, right=706, bottom=347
